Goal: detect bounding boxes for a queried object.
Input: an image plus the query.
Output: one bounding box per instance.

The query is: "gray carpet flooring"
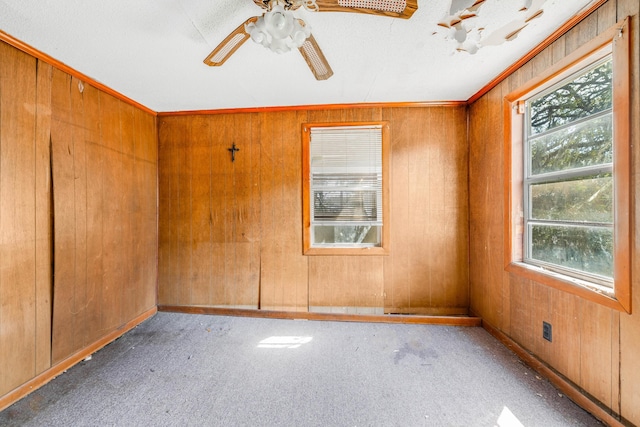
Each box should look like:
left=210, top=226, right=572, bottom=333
left=0, top=312, right=602, bottom=426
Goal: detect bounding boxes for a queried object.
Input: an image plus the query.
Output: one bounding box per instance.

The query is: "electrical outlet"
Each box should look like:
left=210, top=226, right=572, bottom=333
left=543, top=321, right=552, bottom=342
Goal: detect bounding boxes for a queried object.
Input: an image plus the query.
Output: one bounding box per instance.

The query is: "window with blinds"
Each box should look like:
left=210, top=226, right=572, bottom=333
left=303, top=123, right=388, bottom=253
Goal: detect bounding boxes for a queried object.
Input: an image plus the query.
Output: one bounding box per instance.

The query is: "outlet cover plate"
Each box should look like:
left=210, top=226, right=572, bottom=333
left=543, top=321, right=552, bottom=342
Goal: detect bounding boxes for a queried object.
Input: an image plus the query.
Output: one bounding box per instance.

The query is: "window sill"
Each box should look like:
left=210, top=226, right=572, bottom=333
left=304, top=246, right=389, bottom=256
left=505, top=261, right=628, bottom=313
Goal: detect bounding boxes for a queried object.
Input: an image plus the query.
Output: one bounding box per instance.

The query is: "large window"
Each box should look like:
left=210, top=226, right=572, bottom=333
left=505, top=19, right=630, bottom=312
left=302, top=122, right=389, bottom=255
left=524, top=57, right=614, bottom=285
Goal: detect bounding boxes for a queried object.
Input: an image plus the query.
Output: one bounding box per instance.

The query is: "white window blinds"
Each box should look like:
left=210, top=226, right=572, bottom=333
left=309, top=125, right=383, bottom=226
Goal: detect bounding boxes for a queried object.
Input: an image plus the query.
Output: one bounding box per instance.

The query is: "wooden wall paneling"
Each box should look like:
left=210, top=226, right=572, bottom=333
left=307, top=257, right=329, bottom=309
left=467, top=98, right=487, bottom=319
left=469, top=93, right=500, bottom=320
left=0, top=39, right=158, bottom=405
left=311, top=255, right=385, bottom=313
left=444, top=106, right=470, bottom=309
left=308, top=257, right=354, bottom=311
left=157, top=116, right=182, bottom=305
left=140, top=111, right=158, bottom=311
left=382, top=107, right=467, bottom=314
left=618, top=0, right=640, bottom=423
left=508, top=274, right=534, bottom=349
left=248, top=113, right=263, bottom=306
left=70, top=76, right=89, bottom=351
left=424, top=106, right=469, bottom=311
left=496, top=81, right=512, bottom=335
left=175, top=115, right=191, bottom=306
left=34, top=60, right=53, bottom=374
left=528, top=42, right=553, bottom=77
left=610, top=309, right=620, bottom=415
left=220, top=114, right=237, bottom=306
left=0, top=42, right=38, bottom=395
left=156, top=119, right=171, bottom=305
left=429, top=107, right=454, bottom=308
left=355, top=257, right=385, bottom=312
left=579, top=300, right=614, bottom=409
left=258, top=112, right=279, bottom=309
left=485, top=83, right=506, bottom=327
left=407, top=107, right=435, bottom=310
left=383, top=108, right=411, bottom=312
left=50, top=69, right=79, bottom=363
left=547, top=288, right=582, bottom=384
left=192, top=112, right=261, bottom=308
left=163, top=115, right=190, bottom=306
left=208, top=114, right=229, bottom=305
left=188, top=115, right=213, bottom=305
left=547, top=37, right=567, bottom=67
left=82, top=83, right=105, bottom=345
left=530, top=282, right=551, bottom=362
left=99, top=93, right=124, bottom=331
left=565, top=8, right=599, bottom=55
left=596, top=0, right=617, bottom=33
left=218, top=114, right=243, bottom=307
left=333, top=256, right=358, bottom=311
left=275, top=110, right=308, bottom=311
left=259, top=111, right=308, bottom=311
left=230, top=113, right=259, bottom=308
left=119, top=103, right=137, bottom=322
left=143, top=161, right=158, bottom=310
left=129, top=108, right=145, bottom=313
left=125, top=106, right=156, bottom=314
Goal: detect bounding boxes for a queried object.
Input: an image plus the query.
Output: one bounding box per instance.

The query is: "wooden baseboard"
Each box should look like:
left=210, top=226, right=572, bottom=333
left=482, top=321, right=625, bottom=427
left=0, top=306, right=157, bottom=413
left=158, top=305, right=482, bottom=327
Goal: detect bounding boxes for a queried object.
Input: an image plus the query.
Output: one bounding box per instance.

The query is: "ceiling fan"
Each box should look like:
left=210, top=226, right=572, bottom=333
left=203, top=0, right=418, bottom=81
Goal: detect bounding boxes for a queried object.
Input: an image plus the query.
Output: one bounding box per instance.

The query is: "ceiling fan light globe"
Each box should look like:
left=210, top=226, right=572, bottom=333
left=251, top=31, right=266, bottom=44
left=291, top=29, right=309, bottom=46
left=271, top=12, right=288, bottom=30
left=267, top=16, right=295, bottom=39
left=246, top=20, right=267, bottom=44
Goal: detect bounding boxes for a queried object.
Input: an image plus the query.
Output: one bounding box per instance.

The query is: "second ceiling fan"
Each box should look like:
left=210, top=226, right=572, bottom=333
left=204, top=0, right=418, bottom=81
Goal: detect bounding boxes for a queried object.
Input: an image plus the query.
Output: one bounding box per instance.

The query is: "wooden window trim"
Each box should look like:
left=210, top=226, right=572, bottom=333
left=302, top=121, right=390, bottom=256
left=503, top=18, right=631, bottom=313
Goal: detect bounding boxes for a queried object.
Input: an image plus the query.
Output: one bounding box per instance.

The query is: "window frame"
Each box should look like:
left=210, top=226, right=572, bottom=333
left=302, top=121, right=390, bottom=255
left=503, top=18, right=631, bottom=313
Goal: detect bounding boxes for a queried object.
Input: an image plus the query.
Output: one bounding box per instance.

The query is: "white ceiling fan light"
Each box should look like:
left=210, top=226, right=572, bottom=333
left=203, top=0, right=418, bottom=80
left=246, top=4, right=312, bottom=53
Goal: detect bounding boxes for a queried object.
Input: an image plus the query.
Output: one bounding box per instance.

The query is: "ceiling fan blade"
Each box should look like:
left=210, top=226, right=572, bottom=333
left=313, top=0, right=418, bottom=19
left=298, top=34, right=333, bottom=81
left=204, top=17, right=258, bottom=66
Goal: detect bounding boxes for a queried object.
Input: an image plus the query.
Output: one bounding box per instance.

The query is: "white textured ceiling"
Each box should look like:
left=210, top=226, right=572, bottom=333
left=0, top=0, right=595, bottom=112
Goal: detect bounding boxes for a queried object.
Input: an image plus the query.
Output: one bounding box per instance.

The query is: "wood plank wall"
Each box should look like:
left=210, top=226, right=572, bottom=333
left=158, top=106, right=469, bottom=315
left=468, top=0, right=639, bottom=424
left=0, top=40, right=158, bottom=398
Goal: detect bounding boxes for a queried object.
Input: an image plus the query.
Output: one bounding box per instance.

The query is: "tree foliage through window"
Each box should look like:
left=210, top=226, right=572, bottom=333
left=525, top=57, right=614, bottom=281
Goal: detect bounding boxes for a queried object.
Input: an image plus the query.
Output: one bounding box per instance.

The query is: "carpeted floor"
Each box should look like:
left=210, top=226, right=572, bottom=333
left=0, top=312, right=602, bottom=426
